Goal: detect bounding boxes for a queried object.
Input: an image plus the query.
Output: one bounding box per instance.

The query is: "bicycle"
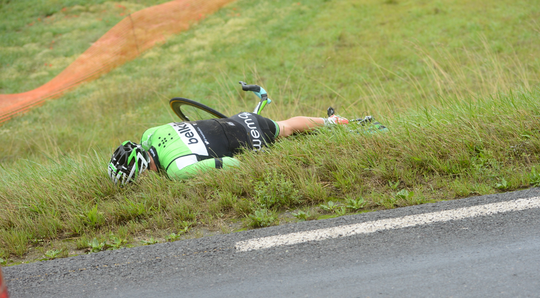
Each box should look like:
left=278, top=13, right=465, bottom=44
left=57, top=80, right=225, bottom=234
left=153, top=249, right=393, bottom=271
left=169, top=81, right=388, bottom=133
left=169, top=81, right=271, bottom=122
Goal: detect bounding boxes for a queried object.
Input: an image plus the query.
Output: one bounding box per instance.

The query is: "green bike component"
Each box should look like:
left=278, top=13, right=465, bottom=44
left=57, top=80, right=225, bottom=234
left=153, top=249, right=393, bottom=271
left=239, top=81, right=272, bottom=115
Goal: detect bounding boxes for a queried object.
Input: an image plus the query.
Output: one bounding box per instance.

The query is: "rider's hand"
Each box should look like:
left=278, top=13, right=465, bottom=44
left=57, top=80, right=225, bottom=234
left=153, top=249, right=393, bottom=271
left=326, top=115, right=349, bottom=125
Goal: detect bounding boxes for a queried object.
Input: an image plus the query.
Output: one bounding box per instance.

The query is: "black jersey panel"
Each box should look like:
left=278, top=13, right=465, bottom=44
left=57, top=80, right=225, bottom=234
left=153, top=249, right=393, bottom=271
left=189, top=113, right=277, bottom=158
left=226, top=112, right=276, bottom=151
left=257, top=114, right=278, bottom=139
left=243, top=112, right=277, bottom=144
left=190, top=120, right=232, bottom=158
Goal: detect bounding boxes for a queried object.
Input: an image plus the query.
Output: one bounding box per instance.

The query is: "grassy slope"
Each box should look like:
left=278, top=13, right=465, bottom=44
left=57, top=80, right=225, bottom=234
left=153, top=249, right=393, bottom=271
left=1, top=0, right=540, bottom=264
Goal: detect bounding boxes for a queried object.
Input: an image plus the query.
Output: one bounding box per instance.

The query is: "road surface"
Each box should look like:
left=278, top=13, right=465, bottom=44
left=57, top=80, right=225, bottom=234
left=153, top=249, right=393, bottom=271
left=5, top=188, right=540, bottom=297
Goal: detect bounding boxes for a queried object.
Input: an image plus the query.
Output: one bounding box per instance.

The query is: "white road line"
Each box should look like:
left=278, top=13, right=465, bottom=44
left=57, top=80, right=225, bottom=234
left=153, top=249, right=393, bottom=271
left=235, top=197, right=540, bottom=252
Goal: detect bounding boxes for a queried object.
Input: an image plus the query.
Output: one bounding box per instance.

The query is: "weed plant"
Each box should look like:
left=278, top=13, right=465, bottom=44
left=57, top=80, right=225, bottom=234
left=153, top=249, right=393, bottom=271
left=1, top=0, right=540, bottom=263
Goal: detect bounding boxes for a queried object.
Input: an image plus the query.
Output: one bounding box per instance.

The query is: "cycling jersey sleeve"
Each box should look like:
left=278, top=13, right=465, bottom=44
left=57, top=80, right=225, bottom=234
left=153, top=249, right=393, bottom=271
left=140, top=126, right=159, bottom=151
left=166, top=157, right=241, bottom=180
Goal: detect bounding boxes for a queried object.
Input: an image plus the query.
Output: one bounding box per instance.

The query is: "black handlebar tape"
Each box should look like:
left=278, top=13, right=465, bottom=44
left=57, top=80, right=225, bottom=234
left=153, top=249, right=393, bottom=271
left=239, top=81, right=261, bottom=93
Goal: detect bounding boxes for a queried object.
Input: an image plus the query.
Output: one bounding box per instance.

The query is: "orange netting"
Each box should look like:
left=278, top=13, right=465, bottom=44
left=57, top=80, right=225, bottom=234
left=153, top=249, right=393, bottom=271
left=0, top=0, right=235, bottom=124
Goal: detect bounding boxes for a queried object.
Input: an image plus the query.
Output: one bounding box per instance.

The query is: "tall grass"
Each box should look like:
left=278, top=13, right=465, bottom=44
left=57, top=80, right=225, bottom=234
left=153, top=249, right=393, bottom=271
left=1, top=0, right=540, bottom=263
left=2, top=90, right=539, bottom=261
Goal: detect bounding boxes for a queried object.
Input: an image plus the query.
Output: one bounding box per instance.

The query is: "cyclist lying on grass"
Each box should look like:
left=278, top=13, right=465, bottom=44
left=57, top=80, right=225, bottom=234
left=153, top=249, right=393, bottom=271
left=107, top=112, right=349, bottom=184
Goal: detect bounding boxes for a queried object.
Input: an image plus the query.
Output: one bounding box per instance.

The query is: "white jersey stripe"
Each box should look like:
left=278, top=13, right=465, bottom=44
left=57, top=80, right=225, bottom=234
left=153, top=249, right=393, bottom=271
left=175, top=154, right=199, bottom=170
left=169, top=123, right=208, bottom=156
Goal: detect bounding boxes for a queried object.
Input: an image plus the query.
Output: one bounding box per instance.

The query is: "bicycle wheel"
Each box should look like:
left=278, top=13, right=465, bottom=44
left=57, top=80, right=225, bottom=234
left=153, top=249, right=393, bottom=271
left=169, top=97, right=227, bottom=122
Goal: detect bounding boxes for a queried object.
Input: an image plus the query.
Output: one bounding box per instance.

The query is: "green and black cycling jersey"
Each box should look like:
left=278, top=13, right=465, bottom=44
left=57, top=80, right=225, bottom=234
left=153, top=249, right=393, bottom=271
left=140, top=112, right=279, bottom=180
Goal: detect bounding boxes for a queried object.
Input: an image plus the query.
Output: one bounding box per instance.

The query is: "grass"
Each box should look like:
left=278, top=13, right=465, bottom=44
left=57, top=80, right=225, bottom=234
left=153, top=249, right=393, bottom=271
left=1, top=0, right=540, bottom=264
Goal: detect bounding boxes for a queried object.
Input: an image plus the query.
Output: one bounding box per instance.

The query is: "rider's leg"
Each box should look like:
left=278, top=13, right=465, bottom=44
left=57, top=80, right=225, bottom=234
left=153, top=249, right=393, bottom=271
left=275, top=117, right=325, bottom=138
left=276, top=115, right=350, bottom=138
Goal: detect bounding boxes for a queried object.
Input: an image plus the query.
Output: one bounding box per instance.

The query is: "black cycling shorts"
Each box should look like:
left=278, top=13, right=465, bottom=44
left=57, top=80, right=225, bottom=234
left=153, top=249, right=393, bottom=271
left=192, top=112, right=278, bottom=157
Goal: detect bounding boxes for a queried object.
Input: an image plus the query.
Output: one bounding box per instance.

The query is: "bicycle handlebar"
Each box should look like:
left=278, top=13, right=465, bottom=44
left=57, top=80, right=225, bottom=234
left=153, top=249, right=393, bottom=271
left=239, top=81, right=271, bottom=115
left=239, top=81, right=261, bottom=93
left=239, top=81, right=268, bottom=99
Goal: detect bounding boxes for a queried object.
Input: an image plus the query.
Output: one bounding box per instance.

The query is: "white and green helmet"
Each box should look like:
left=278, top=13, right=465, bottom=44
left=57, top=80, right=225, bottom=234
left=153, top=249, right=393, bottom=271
left=108, top=141, right=150, bottom=185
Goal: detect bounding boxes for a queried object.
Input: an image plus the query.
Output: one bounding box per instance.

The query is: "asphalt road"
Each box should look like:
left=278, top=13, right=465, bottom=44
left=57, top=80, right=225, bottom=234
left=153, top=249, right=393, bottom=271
left=5, top=188, right=540, bottom=297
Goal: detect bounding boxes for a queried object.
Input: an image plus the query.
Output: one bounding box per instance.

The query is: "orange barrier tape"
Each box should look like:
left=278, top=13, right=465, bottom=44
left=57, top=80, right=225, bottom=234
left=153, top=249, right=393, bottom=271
left=0, top=0, right=235, bottom=124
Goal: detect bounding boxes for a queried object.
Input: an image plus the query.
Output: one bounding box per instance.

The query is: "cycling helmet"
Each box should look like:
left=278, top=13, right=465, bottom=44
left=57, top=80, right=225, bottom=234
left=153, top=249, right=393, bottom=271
left=108, top=141, right=150, bottom=185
